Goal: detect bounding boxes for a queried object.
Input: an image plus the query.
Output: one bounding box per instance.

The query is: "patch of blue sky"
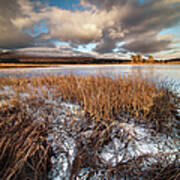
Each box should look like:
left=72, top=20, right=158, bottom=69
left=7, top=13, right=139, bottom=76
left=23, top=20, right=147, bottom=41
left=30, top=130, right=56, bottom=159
left=138, top=0, right=145, bottom=4
left=76, top=43, right=96, bottom=52
left=153, top=49, right=175, bottom=57
left=170, top=2, right=180, bottom=8
left=117, top=42, right=126, bottom=47
left=158, top=25, right=180, bottom=40
left=113, top=42, right=126, bottom=52
left=30, top=0, right=83, bottom=11
left=23, top=23, right=49, bottom=37
left=113, top=48, right=119, bottom=53
left=137, top=0, right=147, bottom=6
left=54, top=41, right=70, bottom=47
left=171, top=42, right=180, bottom=50
left=137, top=0, right=156, bottom=6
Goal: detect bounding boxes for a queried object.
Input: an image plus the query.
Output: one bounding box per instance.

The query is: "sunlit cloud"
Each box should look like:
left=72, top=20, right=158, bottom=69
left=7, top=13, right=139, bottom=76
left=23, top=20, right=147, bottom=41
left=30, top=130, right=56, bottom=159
left=0, top=0, right=179, bottom=58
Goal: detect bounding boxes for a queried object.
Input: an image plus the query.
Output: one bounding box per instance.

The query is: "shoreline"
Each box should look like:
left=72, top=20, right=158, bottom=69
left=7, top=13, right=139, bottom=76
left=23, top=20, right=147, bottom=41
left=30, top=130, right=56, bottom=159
left=0, top=61, right=180, bottom=69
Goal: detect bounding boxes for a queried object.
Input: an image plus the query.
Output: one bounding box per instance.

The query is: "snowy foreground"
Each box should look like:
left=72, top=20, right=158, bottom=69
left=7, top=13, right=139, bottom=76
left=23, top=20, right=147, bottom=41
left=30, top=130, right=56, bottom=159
left=0, top=85, right=179, bottom=179
left=47, top=104, right=180, bottom=179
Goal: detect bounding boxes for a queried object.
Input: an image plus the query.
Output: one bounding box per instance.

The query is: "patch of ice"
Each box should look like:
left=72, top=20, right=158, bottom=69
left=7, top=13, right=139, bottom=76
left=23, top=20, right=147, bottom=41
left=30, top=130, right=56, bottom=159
left=46, top=101, right=86, bottom=179
left=0, top=100, right=8, bottom=108
left=99, top=122, right=180, bottom=167
left=61, top=102, right=85, bottom=116
left=0, top=86, right=16, bottom=97
left=19, top=93, right=30, bottom=99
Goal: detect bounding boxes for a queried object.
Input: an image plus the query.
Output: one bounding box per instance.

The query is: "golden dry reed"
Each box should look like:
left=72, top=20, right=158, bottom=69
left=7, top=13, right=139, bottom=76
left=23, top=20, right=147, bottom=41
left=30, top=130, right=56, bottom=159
left=28, top=74, right=179, bottom=134
left=0, top=74, right=179, bottom=180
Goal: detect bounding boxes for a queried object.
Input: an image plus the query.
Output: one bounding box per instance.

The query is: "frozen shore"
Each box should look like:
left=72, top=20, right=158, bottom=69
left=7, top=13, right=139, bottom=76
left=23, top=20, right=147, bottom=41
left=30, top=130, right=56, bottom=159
left=1, top=84, right=179, bottom=179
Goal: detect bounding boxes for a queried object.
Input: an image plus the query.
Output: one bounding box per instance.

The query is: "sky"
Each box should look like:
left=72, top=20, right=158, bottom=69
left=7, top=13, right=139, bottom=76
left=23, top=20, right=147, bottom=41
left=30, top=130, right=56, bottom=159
left=0, top=0, right=180, bottom=59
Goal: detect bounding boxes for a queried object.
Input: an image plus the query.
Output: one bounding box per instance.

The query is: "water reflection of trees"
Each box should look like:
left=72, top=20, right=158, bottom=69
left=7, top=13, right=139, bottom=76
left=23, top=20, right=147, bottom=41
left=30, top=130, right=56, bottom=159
left=131, top=65, right=155, bottom=79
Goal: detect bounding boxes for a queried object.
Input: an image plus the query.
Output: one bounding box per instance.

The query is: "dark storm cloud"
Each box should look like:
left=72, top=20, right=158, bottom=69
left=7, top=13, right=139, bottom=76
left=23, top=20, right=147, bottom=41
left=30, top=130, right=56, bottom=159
left=0, top=35, right=34, bottom=49
left=0, top=0, right=34, bottom=49
left=121, top=1, right=180, bottom=32
left=81, top=0, right=180, bottom=54
left=0, top=0, right=22, bottom=17
left=94, top=38, right=116, bottom=53
left=122, top=38, right=172, bottom=54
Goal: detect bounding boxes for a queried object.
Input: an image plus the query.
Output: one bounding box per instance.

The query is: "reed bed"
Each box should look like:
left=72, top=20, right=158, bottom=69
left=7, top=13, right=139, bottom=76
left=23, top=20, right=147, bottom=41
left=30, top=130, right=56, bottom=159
left=0, top=74, right=179, bottom=180
left=0, top=98, right=52, bottom=180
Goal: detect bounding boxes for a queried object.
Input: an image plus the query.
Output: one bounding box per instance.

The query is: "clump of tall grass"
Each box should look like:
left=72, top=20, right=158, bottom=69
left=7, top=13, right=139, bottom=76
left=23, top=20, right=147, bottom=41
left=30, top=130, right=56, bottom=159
left=0, top=98, right=52, bottom=180
left=37, top=74, right=179, bottom=134
left=0, top=74, right=179, bottom=179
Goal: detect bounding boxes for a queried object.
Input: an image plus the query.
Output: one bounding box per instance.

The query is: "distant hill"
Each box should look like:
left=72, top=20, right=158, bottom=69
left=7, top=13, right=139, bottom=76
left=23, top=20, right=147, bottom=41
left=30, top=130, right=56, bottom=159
left=0, top=49, right=179, bottom=65
left=165, top=58, right=180, bottom=62
left=0, top=50, right=130, bottom=64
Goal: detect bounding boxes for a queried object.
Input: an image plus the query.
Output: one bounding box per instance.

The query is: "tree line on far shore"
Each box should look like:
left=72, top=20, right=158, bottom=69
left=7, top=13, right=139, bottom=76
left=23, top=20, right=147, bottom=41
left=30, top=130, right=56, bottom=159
left=131, top=54, right=159, bottom=63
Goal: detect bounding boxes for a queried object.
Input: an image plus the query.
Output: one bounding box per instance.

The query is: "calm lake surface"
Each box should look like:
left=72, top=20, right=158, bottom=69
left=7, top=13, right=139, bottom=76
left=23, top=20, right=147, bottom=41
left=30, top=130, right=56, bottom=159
left=1, top=64, right=180, bottom=87
left=1, top=64, right=179, bottom=95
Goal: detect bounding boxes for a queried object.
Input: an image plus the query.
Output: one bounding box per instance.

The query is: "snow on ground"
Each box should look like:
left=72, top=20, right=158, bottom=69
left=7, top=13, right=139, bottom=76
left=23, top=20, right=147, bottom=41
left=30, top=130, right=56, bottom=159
left=0, top=85, right=179, bottom=179
left=99, top=121, right=179, bottom=167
